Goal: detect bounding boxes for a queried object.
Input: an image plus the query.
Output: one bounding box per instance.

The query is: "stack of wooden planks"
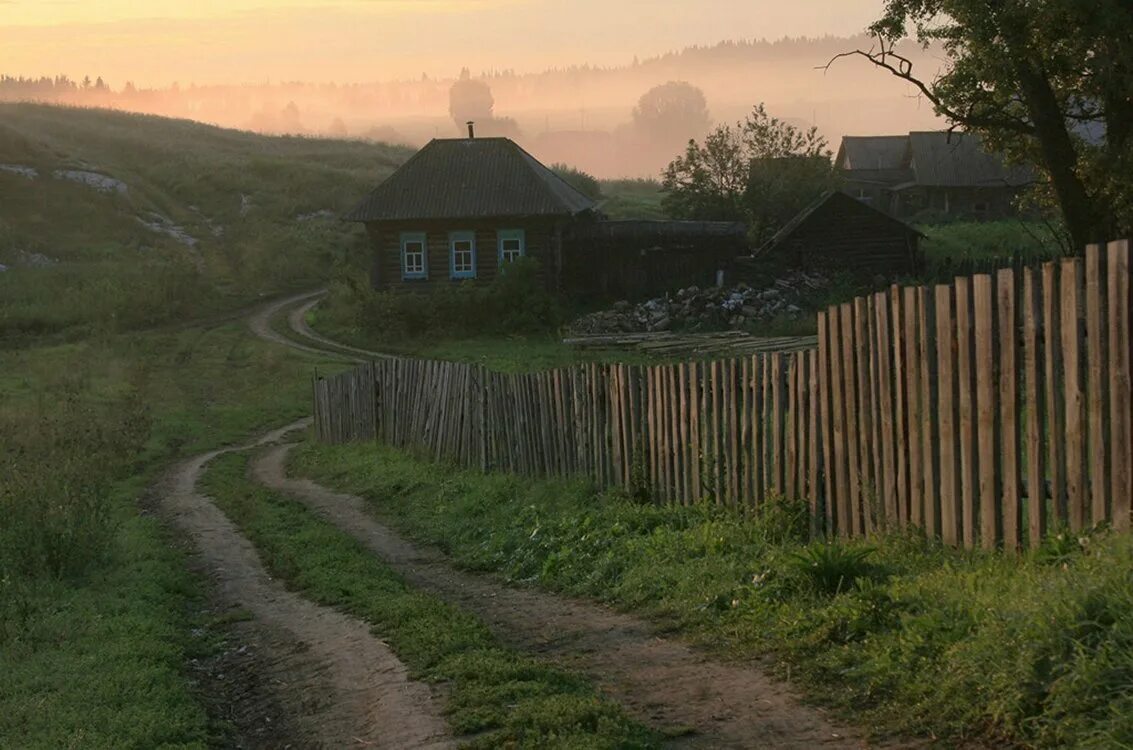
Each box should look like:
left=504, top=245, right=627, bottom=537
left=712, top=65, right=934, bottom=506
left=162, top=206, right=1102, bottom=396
left=562, top=331, right=818, bottom=357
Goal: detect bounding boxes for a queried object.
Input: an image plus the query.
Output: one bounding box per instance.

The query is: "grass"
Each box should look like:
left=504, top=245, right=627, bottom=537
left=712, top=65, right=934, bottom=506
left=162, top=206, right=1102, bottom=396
left=1, top=474, right=212, bottom=750
left=200, top=452, right=659, bottom=749
left=0, top=102, right=409, bottom=344
left=293, top=441, right=1133, bottom=749
left=599, top=178, right=666, bottom=220
left=917, top=220, right=1065, bottom=264
left=1, top=101, right=394, bottom=746
left=0, top=319, right=349, bottom=748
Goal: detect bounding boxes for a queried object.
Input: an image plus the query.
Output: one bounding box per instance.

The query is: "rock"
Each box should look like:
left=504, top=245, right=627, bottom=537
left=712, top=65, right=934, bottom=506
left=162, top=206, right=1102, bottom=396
left=565, top=269, right=831, bottom=335
left=297, top=209, right=336, bottom=222
left=136, top=212, right=198, bottom=248
left=16, top=251, right=57, bottom=268
left=53, top=169, right=128, bottom=194
left=0, top=164, right=37, bottom=180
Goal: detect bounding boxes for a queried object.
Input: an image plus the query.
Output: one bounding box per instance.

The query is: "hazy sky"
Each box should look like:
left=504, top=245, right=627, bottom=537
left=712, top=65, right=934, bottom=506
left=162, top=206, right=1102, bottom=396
left=1, top=1, right=887, bottom=86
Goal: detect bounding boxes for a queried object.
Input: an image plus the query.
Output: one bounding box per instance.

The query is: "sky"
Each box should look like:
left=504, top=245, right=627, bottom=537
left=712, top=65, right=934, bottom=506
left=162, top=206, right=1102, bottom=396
left=0, top=0, right=887, bottom=87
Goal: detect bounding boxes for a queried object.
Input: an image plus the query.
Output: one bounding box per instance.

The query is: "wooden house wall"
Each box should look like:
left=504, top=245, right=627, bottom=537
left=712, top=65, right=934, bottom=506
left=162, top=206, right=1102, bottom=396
left=780, top=202, right=919, bottom=276
left=561, top=236, right=747, bottom=301
left=367, top=218, right=558, bottom=291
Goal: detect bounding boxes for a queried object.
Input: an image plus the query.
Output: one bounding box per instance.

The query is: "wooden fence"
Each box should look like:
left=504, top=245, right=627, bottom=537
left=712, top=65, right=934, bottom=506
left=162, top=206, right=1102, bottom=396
left=313, top=240, right=1133, bottom=548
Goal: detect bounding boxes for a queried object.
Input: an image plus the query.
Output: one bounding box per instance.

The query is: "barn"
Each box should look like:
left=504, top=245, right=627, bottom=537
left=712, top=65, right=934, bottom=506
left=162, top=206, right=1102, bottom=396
left=344, top=134, right=597, bottom=291
left=757, top=190, right=923, bottom=277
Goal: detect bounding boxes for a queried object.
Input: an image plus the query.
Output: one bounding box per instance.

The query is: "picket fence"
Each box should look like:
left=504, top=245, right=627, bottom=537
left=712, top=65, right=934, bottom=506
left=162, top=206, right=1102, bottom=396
left=313, top=240, right=1133, bottom=549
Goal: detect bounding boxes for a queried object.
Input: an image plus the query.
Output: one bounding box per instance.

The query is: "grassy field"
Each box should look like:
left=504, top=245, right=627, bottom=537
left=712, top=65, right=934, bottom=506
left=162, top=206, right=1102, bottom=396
left=917, top=220, right=1066, bottom=264
left=598, top=178, right=666, bottom=220
left=0, top=102, right=409, bottom=344
left=0, top=104, right=380, bottom=748
left=294, top=442, right=1133, bottom=749
left=0, top=321, right=341, bottom=749
left=202, top=452, right=658, bottom=749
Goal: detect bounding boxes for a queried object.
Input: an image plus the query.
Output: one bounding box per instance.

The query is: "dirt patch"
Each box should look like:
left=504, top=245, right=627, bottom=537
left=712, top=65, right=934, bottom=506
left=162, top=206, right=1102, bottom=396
left=160, top=422, right=451, bottom=749
left=185, top=605, right=308, bottom=749
left=254, top=442, right=895, bottom=750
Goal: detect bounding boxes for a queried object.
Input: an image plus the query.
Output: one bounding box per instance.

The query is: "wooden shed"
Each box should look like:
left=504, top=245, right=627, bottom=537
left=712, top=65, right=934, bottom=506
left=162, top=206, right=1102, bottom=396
left=344, top=134, right=597, bottom=291
left=563, top=220, right=748, bottom=300
left=757, top=190, right=923, bottom=277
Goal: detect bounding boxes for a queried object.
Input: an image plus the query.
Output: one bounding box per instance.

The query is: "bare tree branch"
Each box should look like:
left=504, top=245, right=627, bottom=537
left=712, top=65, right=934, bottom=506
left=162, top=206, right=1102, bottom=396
left=820, top=34, right=1035, bottom=135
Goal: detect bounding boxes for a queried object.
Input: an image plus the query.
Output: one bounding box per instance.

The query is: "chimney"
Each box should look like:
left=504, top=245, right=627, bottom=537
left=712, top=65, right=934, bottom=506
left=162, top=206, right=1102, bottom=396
left=467, top=121, right=475, bottom=139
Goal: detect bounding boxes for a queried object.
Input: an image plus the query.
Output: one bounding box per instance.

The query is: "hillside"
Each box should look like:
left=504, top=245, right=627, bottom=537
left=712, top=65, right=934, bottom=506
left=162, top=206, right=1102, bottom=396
left=0, top=103, right=411, bottom=342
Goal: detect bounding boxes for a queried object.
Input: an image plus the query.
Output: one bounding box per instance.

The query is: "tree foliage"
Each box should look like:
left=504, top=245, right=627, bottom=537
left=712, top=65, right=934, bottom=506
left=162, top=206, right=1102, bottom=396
left=661, top=104, right=837, bottom=244
left=837, top=0, right=1133, bottom=249
left=632, top=81, right=711, bottom=148
left=449, top=67, right=494, bottom=131
left=550, top=164, right=603, bottom=201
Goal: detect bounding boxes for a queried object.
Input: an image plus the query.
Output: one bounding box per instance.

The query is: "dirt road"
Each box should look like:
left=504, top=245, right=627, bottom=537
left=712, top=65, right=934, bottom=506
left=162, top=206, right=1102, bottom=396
left=159, top=420, right=451, bottom=749
left=252, top=442, right=871, bottom=749
left=218, top=292, right=903, bottom=748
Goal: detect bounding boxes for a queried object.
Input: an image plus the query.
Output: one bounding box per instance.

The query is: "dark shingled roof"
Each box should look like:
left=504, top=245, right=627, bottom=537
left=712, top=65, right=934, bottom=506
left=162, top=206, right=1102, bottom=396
left=344, top=137, right=597, bottom=222
left=902, top=131, right=1033, bottom=188
left=759, top=190, right=923, bottom=255
left=835, top=135, right=909, bottom=171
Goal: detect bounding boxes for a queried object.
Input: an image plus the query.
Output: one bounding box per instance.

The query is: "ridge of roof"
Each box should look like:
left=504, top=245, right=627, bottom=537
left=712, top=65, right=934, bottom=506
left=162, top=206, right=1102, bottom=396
left=344, top=137, right=597, bottom=222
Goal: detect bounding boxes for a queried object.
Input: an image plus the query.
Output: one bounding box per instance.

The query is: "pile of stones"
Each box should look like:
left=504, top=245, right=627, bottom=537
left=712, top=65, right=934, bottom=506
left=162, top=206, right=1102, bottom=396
left=569, top=270, right=829, bottom=334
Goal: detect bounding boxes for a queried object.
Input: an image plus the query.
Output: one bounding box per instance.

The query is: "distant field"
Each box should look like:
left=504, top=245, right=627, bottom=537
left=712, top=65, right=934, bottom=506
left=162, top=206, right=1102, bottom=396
left=599, top=178, right=666, bottom=220
left=0, top=103, right=411, bottom=343
left=917, top=219, right=1065, bottom=263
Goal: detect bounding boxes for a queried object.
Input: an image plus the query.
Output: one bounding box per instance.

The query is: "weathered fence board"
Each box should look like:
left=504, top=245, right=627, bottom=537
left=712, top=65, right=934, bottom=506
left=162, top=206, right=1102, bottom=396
left=313, top=241, right=1133, bottom=547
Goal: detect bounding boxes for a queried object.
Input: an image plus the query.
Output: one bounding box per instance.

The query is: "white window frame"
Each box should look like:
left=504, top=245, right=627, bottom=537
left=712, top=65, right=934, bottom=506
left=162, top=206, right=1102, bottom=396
left=449, top=230, right=477, bottom=279
left=497, top=228, right=526, bottom=266
left=400, top=232, right=427, bottom=280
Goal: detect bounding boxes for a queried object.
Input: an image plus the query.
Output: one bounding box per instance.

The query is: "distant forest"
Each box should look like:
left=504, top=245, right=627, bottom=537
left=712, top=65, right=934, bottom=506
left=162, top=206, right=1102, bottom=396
left=0, top=36, right=944, bottom=178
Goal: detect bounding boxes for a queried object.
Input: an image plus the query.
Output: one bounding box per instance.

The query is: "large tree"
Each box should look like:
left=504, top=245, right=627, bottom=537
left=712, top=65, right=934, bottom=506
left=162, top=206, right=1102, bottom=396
left=662, top=104, right=837, bottom=244
left=833, top=0, right=1133, bottom=250
left=632, top=81, right=711, bottom=149
left=448, top=68, right=494, bottom=133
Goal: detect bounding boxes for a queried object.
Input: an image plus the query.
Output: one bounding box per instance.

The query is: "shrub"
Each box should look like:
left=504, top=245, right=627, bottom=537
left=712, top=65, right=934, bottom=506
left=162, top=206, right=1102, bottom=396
left=550, top=164, right=603, bottom=201
left=330, top=256, right=562, bottom=343
left=788, top=543, right=877, bottom=596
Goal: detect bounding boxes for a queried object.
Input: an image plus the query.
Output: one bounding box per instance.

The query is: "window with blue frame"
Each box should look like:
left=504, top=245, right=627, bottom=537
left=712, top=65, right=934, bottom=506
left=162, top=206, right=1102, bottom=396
left=400, top=232, right=427, bottom=279
left=449, top=231, right=476, bottom=279
left=497, top=228, right=525, bottom=265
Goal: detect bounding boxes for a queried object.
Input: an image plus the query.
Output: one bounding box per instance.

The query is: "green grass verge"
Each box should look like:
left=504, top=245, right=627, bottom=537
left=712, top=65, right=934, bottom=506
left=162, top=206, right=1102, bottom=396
left=0, top=475, right=212, bottom=750
left=917, top=220, right=1064, bottom=263
left=200, top=452, right=658, bottom=749
left=292, top=442, right=1133, bottom=749
left=0, top=321, right=348, bottom=748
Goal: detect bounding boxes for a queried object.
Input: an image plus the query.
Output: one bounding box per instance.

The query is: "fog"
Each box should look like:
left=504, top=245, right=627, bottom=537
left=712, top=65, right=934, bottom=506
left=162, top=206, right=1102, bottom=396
left=0, top=35, right=944, bottom=179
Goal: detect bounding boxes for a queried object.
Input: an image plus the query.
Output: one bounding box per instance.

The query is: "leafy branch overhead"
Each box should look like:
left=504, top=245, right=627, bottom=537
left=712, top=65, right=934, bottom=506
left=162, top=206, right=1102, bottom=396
left=826, top=0, right=1133, bottom=250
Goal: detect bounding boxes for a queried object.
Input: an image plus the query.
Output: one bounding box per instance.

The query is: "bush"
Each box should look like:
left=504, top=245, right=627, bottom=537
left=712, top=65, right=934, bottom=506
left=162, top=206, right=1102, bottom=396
left=327, top=256, right=562, bottom=343
left=551, top=164, right=603, bottom=201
